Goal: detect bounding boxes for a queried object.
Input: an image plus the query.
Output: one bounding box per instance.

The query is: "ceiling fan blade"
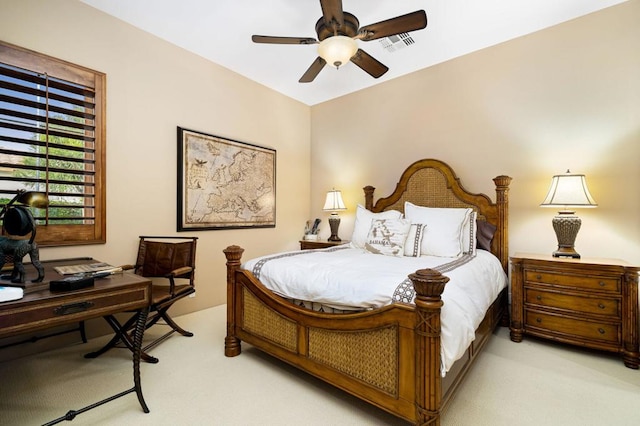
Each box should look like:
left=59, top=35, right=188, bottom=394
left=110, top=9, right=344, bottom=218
left=320, top=0, right=344, bottom=29
left=252, top=35, right=318, bottom=45
left=299, top=57, right=327, bottom=83
left=350, top=49, right=388, bottom=79
left=358, top=10, right=427, bottom=41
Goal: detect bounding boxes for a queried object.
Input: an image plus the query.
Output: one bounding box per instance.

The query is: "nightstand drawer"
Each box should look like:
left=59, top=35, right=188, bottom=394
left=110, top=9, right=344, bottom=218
left=524, top=270, right=620, bottom=293
left=524, top=288, right=620, bottom=318
left=525, top=310, right=620, bottom=344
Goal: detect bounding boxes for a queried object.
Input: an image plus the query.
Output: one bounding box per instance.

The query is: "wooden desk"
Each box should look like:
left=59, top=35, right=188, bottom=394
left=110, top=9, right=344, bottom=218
left=0, top=258, right=152, bottom=424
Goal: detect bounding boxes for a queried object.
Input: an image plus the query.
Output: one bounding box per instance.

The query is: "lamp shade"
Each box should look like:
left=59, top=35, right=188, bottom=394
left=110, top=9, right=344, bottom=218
left=318, top=36, right=358, bottom=69
left=323, top=189, right=346, bottom=212
left=540, top=171, right=597, bottom=209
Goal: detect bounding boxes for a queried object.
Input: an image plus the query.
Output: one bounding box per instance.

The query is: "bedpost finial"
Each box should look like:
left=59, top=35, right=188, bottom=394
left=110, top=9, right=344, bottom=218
left=409, top=268, right=449, bottom=300
left=493, top=175, right=512, bottom=190
left=223, top=245, right=244, bottom=263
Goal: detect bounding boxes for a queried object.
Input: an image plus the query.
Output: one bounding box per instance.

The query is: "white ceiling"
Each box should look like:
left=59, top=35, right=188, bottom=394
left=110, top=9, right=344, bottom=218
left=80, top=0, right=627, bottom=106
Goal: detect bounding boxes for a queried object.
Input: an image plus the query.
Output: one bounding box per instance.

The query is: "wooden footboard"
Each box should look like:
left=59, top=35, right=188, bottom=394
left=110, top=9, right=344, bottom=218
left=224, top=246, right=505, bottom=425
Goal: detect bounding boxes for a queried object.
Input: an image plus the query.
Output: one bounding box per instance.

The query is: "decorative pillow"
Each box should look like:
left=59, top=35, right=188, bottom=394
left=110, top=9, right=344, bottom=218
left=364, top=218, right=412, bottom=257
left=351, top=204, right=402, bottom=249
left=476, top=219, right=497, bottom=252
left=404, top=223, right=426, bottom=257
left=404, top=202, right=472, bottom=257
left=461, top=211, right=478, bottom=255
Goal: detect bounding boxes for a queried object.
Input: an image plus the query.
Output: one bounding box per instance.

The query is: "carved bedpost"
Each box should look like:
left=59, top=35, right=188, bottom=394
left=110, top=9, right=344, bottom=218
left=223, top=245, right=244, bottom=357
left=409, top=268, right=449, bottom=426
left=492, top=175, right=512, bottom=272
left=363, top=186, right=375, bottom=211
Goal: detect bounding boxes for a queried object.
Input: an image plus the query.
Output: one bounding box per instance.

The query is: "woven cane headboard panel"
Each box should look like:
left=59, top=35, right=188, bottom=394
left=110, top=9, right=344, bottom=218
left=363, top=159, right=511, bottom=271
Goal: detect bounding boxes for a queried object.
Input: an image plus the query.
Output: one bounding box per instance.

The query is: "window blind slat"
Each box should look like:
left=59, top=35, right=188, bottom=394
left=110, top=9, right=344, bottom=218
left=0, top=64, right=96, bottom=98
left=0, top=121, right=95, bottom=143
left=0, top=93, right=95, bottom=120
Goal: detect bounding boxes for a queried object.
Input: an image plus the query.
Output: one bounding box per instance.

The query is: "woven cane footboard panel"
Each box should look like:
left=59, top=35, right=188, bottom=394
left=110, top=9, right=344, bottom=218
left=308, top=326, right=398, bottom=395
left=242, top=287, right=297, bottom=352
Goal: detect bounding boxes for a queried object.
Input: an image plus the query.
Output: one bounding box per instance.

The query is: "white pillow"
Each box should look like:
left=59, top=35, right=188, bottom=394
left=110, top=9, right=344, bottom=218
left=404, top=223, right=426, bottom=257
left=462, top=211, right=478, bottom=255
left=351, top=204, right=402, bottom=249
left=404, top=202, right=472, bottom=257
left=364, top=218, right=412, bottom=257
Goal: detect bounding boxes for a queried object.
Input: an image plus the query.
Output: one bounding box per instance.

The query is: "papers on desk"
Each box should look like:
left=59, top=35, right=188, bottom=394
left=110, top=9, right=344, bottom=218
left=54, top=262, right=123, bottom=276
left=0, top=286, right=23, bottom=302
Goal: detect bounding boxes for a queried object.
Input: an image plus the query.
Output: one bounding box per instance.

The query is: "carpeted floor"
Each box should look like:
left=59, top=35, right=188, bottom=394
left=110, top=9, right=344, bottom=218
left=1, top=305, right=638, bottom=425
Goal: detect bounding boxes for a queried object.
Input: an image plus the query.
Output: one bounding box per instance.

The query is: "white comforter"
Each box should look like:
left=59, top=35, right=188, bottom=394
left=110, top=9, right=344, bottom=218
left=242, top=246, right=507, bottom=376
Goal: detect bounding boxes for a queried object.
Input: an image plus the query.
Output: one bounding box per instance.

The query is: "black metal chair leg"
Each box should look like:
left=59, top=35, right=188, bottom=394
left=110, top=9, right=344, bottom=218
left=85, top=314, right=159, bottom=363
left=79, top=321, right=87, bottom=343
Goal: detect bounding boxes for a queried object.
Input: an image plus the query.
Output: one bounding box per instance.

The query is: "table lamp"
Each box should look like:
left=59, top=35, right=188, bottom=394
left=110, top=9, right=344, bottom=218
left=323, top=189, right=347, bottom=242
left=540, top=170, right=597, bottom=258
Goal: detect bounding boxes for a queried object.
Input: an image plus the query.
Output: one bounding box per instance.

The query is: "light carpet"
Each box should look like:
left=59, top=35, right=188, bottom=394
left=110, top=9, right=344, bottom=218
left=0, top=305, right=638, bottom=425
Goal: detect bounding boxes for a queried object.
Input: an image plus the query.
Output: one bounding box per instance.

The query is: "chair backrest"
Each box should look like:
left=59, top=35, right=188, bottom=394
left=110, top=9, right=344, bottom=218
left=135, top=236, right=197, bottom=281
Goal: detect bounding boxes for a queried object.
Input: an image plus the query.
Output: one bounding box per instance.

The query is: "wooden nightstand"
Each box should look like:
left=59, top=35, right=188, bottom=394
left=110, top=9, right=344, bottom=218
left=510, top=253, right=639, bottom=369
left=299, top=239, right=349, bottom=250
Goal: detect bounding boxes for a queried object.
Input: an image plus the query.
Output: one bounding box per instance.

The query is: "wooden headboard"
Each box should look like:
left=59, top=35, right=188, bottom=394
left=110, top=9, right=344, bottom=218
left=363, top=159, right=512, bottom=271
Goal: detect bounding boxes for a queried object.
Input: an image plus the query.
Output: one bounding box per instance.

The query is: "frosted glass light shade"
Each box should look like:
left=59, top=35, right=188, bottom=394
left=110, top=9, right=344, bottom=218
left=318, top=36, right=358, bottom=69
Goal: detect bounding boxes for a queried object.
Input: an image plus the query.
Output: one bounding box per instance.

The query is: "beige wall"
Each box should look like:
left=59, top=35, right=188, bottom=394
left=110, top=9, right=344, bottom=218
left=1, top=0, right=639, bottom=355
left=311, top=0, right=640, bottom=265
left=0, top=0, right=311, bottom=334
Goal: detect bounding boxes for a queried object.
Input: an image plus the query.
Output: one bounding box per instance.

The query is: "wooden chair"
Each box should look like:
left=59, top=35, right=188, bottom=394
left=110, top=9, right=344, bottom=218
left=85, top=236, right=197, bottom=363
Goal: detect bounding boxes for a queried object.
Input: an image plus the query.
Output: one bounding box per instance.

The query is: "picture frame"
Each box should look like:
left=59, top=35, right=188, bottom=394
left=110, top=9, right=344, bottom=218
left=177, top=127, right=276, bottom=231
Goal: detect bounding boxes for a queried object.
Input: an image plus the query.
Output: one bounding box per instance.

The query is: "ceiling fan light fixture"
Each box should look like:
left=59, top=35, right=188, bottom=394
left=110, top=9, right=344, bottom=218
left=318, top=36, right=358, bottom=69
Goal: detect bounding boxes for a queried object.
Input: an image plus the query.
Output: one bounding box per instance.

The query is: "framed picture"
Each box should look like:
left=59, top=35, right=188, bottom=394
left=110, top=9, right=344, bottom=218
left=177, top=127, right=276, bottom=231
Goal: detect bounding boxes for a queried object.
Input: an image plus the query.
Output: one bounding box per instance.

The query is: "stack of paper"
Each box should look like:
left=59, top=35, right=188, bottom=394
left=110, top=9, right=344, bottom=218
left=0, top=286, right=23, bottom=302
left=54, top=263, right=122, bottom=275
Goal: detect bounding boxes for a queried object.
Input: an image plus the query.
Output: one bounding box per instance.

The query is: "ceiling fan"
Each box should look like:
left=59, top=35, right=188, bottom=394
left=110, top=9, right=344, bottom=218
left=251, top=0, right=427, bottom=83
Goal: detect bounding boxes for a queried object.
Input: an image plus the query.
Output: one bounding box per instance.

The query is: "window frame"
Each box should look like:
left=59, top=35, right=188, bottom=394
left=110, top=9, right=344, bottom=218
left=0, top=41, right=106, bottom=246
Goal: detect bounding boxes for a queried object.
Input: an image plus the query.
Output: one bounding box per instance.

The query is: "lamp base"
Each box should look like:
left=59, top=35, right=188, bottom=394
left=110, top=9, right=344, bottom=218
left=328, top=214, right=341, bottom=242
left=552, top=247, right=581, bottom=259
left=551, top=211, right=581, bottom=259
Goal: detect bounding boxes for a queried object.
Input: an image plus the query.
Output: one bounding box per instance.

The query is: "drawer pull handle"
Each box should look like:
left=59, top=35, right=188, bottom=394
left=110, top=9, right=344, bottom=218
left=536, top=295, right=542, bottom=301
left=598, top=303, right=606, bottom=309
left=599, top=281, right=606, bottom=287
left=536, top=318, right=542, bottom=323
left=536, top=274, right=542, bottom=280
left=598, top=328, right=606, bottom=335
left=54, top=301, right=94, bottom=316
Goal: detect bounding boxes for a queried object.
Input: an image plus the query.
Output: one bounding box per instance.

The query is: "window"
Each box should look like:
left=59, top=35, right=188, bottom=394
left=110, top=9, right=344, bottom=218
left=0, top=41, right=106, bottom=246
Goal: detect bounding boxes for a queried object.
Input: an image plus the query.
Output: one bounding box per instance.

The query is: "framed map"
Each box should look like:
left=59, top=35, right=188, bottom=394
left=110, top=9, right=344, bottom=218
left=177, top=127, right=276, bottom=231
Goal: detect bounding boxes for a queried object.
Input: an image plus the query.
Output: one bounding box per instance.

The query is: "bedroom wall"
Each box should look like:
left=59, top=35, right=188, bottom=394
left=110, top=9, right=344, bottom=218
left=310, top=0, right=640, bottom=265
left=0, top=0, right=311, bottom=347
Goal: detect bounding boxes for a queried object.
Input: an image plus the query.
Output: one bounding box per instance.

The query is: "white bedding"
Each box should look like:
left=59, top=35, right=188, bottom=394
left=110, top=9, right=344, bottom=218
left=242, top=245, right=507, bottom=376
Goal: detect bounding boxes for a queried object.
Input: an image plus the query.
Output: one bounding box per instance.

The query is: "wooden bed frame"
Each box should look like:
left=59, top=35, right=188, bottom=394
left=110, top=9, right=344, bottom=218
left=224, top=159, right=511, bottom=425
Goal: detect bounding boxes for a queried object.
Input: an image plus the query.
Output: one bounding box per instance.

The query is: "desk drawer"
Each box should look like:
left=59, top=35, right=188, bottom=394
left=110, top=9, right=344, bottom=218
left=0, top=287, right=148, bottom=338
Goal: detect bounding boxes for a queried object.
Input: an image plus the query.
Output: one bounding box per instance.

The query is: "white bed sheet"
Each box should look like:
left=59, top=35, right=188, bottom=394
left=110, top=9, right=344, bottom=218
left=242, top=246, right=507, bottom=376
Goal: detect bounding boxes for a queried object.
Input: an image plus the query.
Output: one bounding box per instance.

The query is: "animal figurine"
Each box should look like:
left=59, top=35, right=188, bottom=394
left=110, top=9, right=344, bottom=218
left=0, top=237, right=45, bottom=283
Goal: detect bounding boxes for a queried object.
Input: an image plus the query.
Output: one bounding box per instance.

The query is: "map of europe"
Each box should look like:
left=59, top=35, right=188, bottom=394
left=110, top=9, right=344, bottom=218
left=183, top=131, right=275, bottom=228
